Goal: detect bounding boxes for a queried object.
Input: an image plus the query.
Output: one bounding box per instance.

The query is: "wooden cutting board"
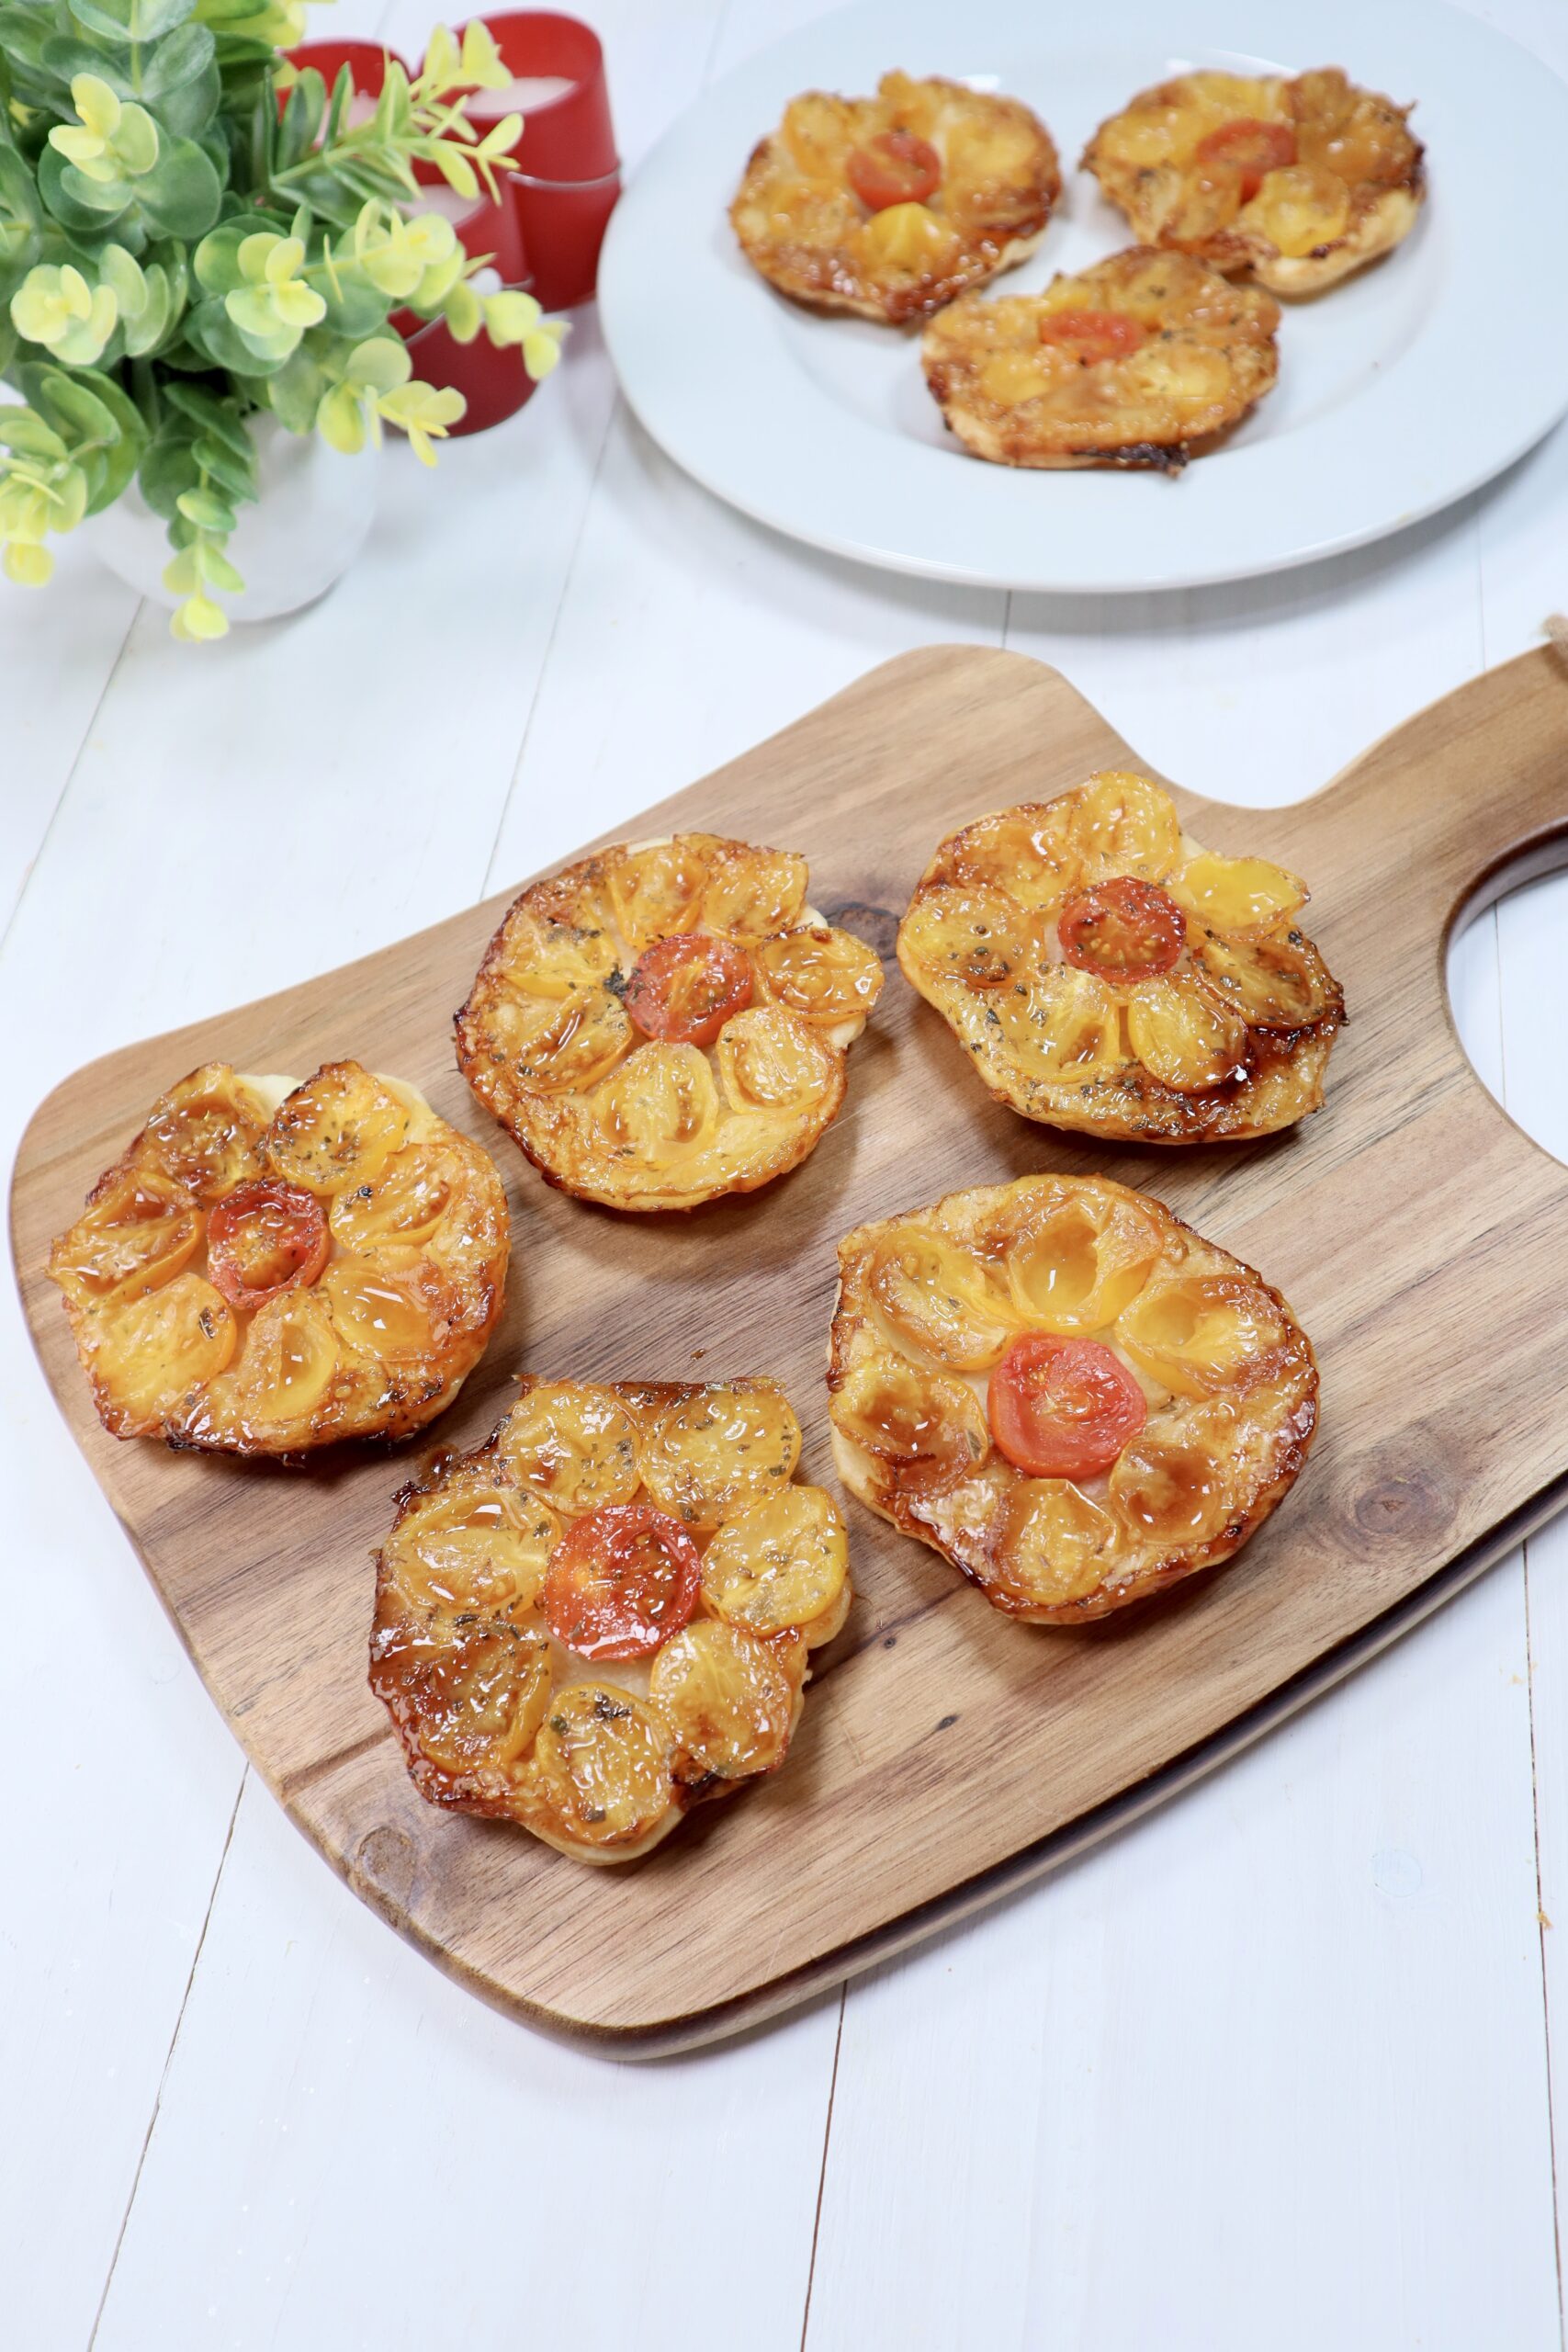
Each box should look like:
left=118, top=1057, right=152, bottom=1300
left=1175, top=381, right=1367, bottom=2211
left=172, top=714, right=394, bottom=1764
left=13, top=644, right=1568, bottom=2055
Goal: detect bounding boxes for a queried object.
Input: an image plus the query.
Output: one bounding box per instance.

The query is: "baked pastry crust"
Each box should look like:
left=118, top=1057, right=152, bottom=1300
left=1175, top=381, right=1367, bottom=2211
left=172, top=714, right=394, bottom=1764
left=370, top=1375, right=852, bottom=1862
left=897, top=771, right=1343, bottom=1143
left=47, top=1060, right=508, bottom=1453
left=456, top=832, right=883, bottom=1211
left=922, top=247, right=1278, bottom=473
left=829, top=1175, right=1317, bottom=1623
left=1082, top=67, right=1424, bottom=297
left=730, top=71, right=1061, bottom=323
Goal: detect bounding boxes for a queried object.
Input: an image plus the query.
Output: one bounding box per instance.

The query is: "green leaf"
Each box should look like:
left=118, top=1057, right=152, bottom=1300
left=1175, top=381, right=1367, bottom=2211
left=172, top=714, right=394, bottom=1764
left=163, top=376, right=251, bottom=460
left=175, top=482, right=235, bottom=531
left=138, top=24, right=220, bottom=136
left=69, top=0, right=197, bottom=43
left=137, top=424, right=199, bottom=518
left=135, top=135, right=221, bottom=240
left=264, top=341, right=326, bottom=433
left=190, top=430, right=251, bottom=499
left=314, top=269, right=386, bottom=340
left=39, top=146, right=136, bottom=230
left=0, top=410, right=70, bottom=460
left=41, top=39, right=137, bottom=98
left=195, top=541, right=243, bottom=591
left=276, top=68, right=326, bottom=174
left=181, top=289, right=284, bottom=375
left=192, top=214, right=251, bottom=292
left=16, top=360, right=147, bottom=509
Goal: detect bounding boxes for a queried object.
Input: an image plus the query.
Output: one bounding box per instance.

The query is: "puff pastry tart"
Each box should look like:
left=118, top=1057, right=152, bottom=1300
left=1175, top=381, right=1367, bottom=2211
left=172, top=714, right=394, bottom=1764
left=456, top=832, right=883, bottom=1211
left=371, top=1376, right=851, bottom=1862
left=1082, top=68, right=1423, bottom=298
left=48, top=1061, right=508, bottom=1453
left=922, top=248, right=1278, bottom=473
left=829, top=1175, right=1316, bottom=1622
left=897, top=772, right=1343, bottom=1143
left=730, top=71, right=1061, bottom=323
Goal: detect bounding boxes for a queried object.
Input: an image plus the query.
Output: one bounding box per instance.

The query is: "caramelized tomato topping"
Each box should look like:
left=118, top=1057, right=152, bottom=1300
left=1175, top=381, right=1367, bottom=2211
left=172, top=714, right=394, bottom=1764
left=1057, top=876, right=1185, bottom=982
left=847, top=128, right=942, bottom=211
left=1038, top=308, right=1145, bottom=362
left=207, top=1179, right=329, bottom=1312
left=988, top=1332, right=1147, bottom=1479
left=543, top=1502, right=702, bottom=1661
left=1194, top=118, right=1298, bottom=201
left=624, top=933, right=753, bottom=1049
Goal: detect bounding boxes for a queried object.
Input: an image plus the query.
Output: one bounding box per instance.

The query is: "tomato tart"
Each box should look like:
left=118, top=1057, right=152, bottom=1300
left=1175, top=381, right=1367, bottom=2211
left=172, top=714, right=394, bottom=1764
left=829, top=1175, right=1316, bottom=1622
left=921, top=248, right=1279, bottom=473
left=897, top=772, right=1343, bottom=1142
left=1082, top=68, right=1424, bottom=298
left=371, top=1375, right=851, bottom=1862
left=48, top=1060, right=509, bottom=1453
left=730, top=72, right=1061, bottom=323
left=456, top=831, right=883, bottom=1211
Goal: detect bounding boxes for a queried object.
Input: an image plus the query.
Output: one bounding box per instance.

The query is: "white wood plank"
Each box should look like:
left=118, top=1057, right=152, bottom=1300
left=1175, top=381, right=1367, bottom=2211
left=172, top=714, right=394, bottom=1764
left=0, top=539, right=139, bottom=935
left=1490, top=862, right=1568, bottom=2278
left=89, top=1772, right=837, bottom=2352
left=485, top=395, right=1006, bottom=889
left=805, top=1562, right=1559, bottom=2352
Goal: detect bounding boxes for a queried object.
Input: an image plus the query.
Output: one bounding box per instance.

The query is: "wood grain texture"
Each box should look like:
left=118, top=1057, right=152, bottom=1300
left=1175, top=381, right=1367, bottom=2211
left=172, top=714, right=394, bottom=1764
left=12, top=642, right=1568, bottom=2054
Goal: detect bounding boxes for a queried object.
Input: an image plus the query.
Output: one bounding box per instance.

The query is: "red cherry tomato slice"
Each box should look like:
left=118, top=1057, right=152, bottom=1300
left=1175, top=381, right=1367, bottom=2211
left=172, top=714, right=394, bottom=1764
left=1057, top=876, right=1186, bottom=982
left=847, top=128, right=942, bottom=211
left=1038, top=309, right=1146, bottom=363
left=624, top=933, right=753, bottom=1049
left=207, top=1179, right=329, bottom=1312
left=1194, top=118, right=1298, bottom=202
left=543, top=1502, right=703, bottom=1661
left=988, top=1333, right=1148, bottom=1480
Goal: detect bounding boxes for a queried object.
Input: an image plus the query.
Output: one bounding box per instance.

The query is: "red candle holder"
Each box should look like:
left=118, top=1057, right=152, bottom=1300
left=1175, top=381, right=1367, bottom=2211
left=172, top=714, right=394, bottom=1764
left=432, top=13, right=621, bottom=309
left=399, top=286, right=541, bottom=435
left=282, top=39, right=411, bottom=120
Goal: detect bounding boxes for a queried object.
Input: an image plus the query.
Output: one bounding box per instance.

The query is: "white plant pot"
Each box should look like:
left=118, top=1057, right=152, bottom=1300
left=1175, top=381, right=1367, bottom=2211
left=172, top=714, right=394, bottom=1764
left=83, top=410, right=380, bottom=622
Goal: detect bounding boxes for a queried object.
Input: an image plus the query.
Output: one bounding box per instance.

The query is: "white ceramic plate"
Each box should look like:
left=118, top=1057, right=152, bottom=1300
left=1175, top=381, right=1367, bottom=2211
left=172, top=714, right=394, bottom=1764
left=598, top=0, right=1568, bottom=593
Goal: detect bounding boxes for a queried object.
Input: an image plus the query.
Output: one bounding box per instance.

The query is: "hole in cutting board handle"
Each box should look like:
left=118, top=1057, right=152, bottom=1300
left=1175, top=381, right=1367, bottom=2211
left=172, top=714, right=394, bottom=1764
left=1447, top=852, right=1568, bottom=1167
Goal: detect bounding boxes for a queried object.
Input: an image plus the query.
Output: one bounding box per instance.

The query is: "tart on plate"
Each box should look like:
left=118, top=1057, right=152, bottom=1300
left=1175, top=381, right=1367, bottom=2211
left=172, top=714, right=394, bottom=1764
left=456, top=831, right=883, bottom=1211
left=828, top=1174, right=1317, bottom=1622
left=897, top=771, right=1343, bottom=1142
left=371, top=1375, right=851, bottom=1862
left=48, top=1060, right=509, bottom=1453
left=1082, top=67, right=1424, bottom=298
left=730, top=70, right=1061, bottom=323
left=921, top=246, right=1279, bottom=472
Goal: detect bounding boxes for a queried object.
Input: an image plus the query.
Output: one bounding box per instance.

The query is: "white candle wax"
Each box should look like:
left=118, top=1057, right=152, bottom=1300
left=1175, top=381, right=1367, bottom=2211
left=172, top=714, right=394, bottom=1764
left=465, top=72, right=575, bottom=119
left=402, top=184, right=483, bottom=226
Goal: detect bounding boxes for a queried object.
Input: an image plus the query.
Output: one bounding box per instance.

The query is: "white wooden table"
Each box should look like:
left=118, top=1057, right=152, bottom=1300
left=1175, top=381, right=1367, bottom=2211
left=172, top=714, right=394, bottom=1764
left=5, top=3, right=1566, bottom=2343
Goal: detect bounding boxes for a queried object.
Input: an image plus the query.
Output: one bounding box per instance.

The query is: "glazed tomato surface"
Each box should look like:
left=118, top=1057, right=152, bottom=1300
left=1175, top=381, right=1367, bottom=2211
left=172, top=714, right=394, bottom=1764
left=624, top=933, right=754, bottom=1050
left=206, top=1178, right=329, bottom=1311
left=1038, top=308, right=1146, bottom=362
left=1057, top=876, right=1186, bottom=982
left=987, top=1331, right=1148, bottom=1479
left=543, top=1502, right=703, bottom=1661
left=1193, top=118, right=1298, bottom=201
left=847, top=128, right=942, bottom=211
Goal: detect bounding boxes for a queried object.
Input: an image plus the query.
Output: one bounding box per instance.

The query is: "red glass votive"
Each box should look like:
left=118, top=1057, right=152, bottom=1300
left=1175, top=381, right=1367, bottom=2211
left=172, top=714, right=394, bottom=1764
left=457, top=12, right=615, bottom=180
left=398, top=284, right=540, bottom=435
left=431, top=13, right=621, bottom=306
left=283, top=39, right=410, bottom=122
left=507, top=166, right=618, bottom=309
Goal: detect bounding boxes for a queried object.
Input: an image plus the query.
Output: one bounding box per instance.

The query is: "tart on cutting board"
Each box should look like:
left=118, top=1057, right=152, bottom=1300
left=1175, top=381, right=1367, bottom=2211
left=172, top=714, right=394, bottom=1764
left=730, top=71, right=1061, bottom=323
left=922, top=247, right=1279, bottom=472
left=829, top=1174, right=1317, bottom=1623
left=48, top=1060, right=508, bottom=1452
left=897, top=771, right=1343, bottom=1142
left=371, top=1375, right=851, bottom=1862
left=457, top=831, right=883, bottom=1211
left=1082, top=67, right=1424, bottom=298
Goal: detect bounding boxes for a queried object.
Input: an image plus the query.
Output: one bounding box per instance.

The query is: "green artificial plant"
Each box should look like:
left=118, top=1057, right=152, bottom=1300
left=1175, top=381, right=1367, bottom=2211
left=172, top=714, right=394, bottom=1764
left=0, top=3, right=566, bottom=637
